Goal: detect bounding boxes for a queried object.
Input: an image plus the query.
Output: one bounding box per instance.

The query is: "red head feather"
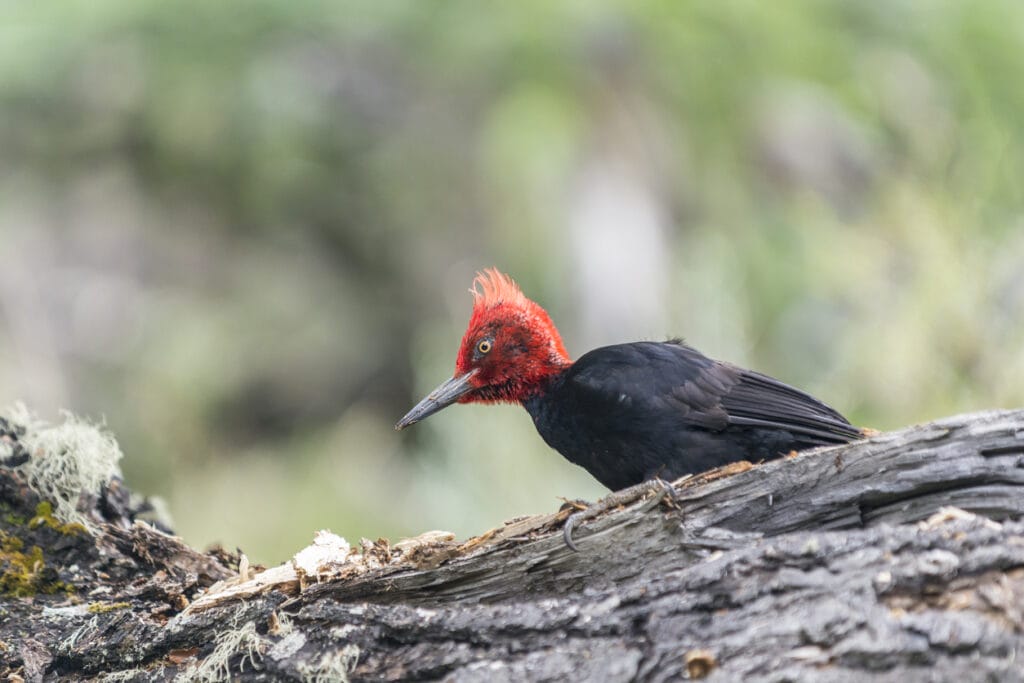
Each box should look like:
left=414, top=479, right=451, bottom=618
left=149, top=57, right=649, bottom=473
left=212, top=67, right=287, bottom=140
left=469, top=268, right=530, bottom=310
left=394, top=269, right=572, bottom=429
left=454, top=269, right=571, bottom=403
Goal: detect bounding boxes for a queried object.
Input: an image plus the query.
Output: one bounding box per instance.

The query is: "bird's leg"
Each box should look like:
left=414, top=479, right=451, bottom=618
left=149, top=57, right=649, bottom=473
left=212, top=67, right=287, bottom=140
left=562, top=477, right=685, bottom=552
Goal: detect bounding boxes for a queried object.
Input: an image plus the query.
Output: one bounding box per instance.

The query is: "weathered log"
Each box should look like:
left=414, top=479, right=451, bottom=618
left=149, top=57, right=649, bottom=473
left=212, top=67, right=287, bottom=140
left=2, top=408, right=1024, bottom=681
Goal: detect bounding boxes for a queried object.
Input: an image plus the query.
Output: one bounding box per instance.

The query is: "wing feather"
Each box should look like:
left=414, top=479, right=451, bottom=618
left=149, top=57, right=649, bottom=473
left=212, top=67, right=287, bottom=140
left=567, top=341, right=858, bottom=443
left=722, top=369, right=859, bottom=442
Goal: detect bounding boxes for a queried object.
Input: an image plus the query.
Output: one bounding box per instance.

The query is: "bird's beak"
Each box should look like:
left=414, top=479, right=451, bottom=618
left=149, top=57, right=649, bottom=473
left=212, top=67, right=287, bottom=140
left=395, top=370, right=478, bottom=430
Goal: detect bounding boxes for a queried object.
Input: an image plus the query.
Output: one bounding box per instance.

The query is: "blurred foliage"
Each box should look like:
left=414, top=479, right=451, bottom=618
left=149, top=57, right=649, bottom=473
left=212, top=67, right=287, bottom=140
left=1, top=0, right=1023, bottom=563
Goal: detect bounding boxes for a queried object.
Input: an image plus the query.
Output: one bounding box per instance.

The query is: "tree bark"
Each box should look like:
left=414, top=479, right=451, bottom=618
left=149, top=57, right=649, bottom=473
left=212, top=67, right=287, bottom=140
left=3, top=409, right=1024, bottom=681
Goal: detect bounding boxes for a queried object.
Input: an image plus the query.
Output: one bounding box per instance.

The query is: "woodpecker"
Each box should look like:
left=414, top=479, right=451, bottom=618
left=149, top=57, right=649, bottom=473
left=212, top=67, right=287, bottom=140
left=397, top=269, right=859, bottom=548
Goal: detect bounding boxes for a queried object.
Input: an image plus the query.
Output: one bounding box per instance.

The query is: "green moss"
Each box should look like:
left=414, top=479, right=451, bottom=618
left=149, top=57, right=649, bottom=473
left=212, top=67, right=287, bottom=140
left=1, top=531, right=44, bottom=597
left=29, top=501, right=88, bottom=536
left=1, top=532, right=24, bottom=553
left=0, top=529, right=74, bottom=597
left=4, top=513, right=26, bottom=526
left=0, top=501, right=82, bottom=597
left=87, top=601, right=131, bottom=614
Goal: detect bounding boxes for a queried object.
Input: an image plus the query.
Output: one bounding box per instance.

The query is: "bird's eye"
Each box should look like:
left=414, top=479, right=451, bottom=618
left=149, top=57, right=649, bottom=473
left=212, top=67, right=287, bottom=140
left=477, top=339, right=492, bottom=354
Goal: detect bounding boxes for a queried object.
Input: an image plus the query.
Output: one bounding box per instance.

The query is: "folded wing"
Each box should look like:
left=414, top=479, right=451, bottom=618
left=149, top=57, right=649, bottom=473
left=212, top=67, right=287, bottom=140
left=569, top=340, right=859, bottom=443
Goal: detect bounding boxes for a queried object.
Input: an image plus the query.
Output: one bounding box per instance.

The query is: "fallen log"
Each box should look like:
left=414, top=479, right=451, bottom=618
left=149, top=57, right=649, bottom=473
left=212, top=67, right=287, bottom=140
left=2, top=407, right=1024, bottom=681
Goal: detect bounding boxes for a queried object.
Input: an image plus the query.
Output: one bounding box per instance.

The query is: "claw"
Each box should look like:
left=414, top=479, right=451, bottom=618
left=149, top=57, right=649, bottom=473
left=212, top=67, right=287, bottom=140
left=563, top=511, right=583, bottom=552
left=559, top=477, right=684, bottom=552
left=650, top=478, right=682, bottom=508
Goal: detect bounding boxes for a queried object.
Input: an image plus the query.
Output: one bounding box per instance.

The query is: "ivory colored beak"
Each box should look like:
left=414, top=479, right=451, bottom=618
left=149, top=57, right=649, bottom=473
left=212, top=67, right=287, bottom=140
left=395, top=370, right=477, bottom=430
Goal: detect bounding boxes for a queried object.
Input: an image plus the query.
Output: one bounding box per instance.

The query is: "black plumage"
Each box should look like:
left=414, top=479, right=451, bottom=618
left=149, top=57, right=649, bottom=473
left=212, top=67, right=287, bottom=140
left=523, top=340, right=859, bottom=490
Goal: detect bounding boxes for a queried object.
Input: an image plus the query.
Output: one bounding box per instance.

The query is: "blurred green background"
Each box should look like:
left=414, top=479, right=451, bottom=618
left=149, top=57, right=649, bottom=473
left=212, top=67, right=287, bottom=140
left=2, top=0, right=1023, bottom=564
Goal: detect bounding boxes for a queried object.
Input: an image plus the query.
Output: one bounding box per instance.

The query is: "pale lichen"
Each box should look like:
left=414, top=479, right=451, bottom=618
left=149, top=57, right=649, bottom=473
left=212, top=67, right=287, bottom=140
left=6, top=403, right=124, bottom=531
left=98, top=670, right=146, bottom=683
left=296, top=644, right=360, bottom=683
left=63, top=615, right=101, bottom=650
left=176, top=616, right=267, bottom=683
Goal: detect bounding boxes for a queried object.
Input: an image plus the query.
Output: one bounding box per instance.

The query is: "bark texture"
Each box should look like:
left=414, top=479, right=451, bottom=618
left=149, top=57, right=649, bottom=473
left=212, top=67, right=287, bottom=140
left=3, top=409, right=1024, bottom=681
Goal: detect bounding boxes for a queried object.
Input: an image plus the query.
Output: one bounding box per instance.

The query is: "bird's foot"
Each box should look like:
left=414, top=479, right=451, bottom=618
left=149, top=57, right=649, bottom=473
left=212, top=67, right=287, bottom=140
left=562, top=477, right=685, bottom=552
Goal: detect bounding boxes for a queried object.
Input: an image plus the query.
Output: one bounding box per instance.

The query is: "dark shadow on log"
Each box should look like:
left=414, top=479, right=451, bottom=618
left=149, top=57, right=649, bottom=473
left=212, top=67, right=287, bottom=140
left=2, top=409, right=1024, bottom=681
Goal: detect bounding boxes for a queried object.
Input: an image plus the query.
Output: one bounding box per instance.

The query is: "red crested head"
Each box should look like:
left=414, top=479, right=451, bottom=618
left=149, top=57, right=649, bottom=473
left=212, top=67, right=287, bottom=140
left=395, top=269, right=571, bottom=429
left=455, top=269, right=571, bottom=401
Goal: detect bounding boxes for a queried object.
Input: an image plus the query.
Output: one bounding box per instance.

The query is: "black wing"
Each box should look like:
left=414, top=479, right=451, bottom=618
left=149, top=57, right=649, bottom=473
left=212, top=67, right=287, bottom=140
left=720, top=368, right=860, bottom=441
left=568, top=340, right=859, bottom=443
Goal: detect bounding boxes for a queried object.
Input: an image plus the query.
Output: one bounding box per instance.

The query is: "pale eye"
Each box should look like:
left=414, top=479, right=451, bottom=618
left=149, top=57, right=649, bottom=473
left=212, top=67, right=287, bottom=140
left=477, top=339, right=492, bottom=354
